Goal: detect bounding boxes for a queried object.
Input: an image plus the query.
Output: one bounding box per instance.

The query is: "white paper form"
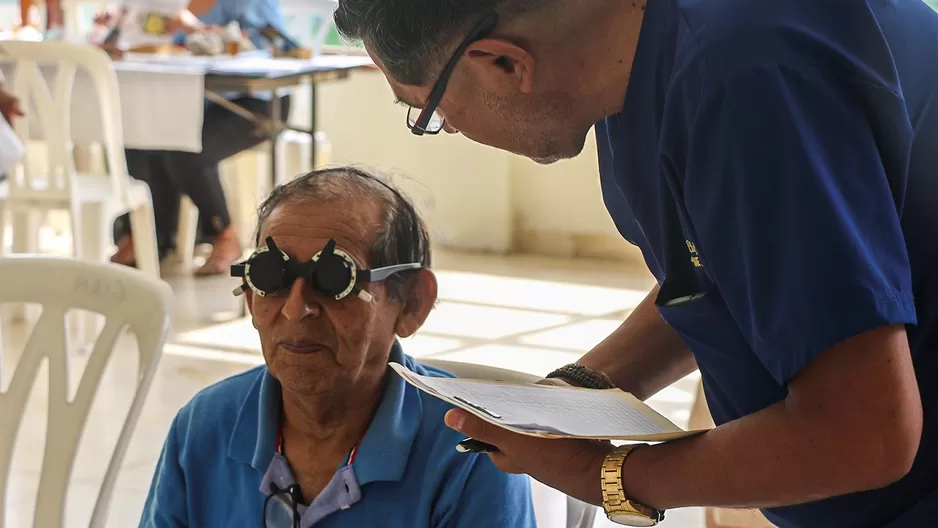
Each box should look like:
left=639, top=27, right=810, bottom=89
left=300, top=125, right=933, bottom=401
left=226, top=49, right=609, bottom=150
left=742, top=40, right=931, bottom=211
left=391, top=363, right=705, bottom=442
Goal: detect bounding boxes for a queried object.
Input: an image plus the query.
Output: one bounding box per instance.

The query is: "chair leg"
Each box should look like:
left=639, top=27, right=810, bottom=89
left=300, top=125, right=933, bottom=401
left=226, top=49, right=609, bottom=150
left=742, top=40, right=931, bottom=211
left=0, top=200, right=6, bottom=254
left=129, top=203, right=161, bottom=277
left=11, top=208, right=41, bottom=254
left=175, top=195, right=198, bottom=269
left=77, top=203, right=109, bottom=263
left=75, top=203, right=112, bottom=347
left=9, top=208, right=42, bottom=324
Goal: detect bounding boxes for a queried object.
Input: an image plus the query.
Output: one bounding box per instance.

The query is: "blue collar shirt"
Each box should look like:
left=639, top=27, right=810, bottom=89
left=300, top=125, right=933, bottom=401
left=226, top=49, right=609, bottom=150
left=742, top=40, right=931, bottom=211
left=138, top=342, right=536, bottom=527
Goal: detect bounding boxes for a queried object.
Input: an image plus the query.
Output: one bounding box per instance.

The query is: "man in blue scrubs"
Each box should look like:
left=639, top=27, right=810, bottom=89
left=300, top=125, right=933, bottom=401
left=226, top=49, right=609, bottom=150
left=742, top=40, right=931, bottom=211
left=336, top=0, right=938, bottom=526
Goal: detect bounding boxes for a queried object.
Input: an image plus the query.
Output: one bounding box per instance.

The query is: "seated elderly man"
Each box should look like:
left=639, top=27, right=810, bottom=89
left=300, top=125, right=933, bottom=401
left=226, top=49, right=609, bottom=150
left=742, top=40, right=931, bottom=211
left=139, top=167, right=536, bottom=527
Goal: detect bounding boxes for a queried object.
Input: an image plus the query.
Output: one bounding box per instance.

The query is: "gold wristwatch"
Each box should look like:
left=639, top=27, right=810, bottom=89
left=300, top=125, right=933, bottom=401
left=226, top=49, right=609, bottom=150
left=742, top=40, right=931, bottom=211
left=601, top=444, right=665, bottom=526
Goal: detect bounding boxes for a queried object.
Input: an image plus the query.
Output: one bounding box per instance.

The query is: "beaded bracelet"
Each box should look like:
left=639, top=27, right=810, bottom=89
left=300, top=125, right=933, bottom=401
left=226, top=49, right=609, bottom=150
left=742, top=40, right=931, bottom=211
left=546, top=363, right=616, bottom=390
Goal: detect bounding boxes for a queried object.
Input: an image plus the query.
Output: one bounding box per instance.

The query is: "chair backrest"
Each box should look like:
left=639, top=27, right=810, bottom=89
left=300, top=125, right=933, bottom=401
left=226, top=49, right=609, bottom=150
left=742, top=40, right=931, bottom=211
left=416, top=359, right=600, bottom=528
left=0, top=256, right=173, bottom=528
left=0, top=40, right=130, bottom=207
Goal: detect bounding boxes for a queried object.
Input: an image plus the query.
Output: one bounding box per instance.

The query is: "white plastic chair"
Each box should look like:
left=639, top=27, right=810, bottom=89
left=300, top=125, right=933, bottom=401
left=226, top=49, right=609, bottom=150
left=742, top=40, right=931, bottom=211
left=0, top=255, right=173, bottom=528
left=418, top=358, right=600, bottom=528
left=0, top=40, right=160, bottom=277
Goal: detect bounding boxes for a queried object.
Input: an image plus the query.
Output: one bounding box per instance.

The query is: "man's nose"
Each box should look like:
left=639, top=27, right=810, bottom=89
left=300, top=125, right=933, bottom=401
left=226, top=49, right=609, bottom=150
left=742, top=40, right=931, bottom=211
left=443, top=122, right=459, bottom=134
left=280, top=279, right=321, bottom=320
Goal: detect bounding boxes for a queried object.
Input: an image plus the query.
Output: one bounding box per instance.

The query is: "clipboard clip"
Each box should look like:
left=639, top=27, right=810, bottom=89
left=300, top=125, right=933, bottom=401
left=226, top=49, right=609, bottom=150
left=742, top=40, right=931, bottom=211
left=453, top=396, right=503, bottom=419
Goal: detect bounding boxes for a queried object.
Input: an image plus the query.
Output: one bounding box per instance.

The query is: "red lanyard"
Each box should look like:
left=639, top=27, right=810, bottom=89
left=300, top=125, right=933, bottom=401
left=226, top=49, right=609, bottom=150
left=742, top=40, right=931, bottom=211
left=275, top=420, right=362, bottom=465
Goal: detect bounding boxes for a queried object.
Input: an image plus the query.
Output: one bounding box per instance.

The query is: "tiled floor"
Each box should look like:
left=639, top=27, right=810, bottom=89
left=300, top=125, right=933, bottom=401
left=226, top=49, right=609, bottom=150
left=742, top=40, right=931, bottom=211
left=1, top=240, right=704, bottom=527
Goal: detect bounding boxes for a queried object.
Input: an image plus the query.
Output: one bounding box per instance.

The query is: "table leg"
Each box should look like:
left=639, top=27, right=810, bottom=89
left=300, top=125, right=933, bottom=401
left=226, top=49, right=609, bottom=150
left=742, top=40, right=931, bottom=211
left=310, top=81, right=318, bottom=170
left=269, top=93, right=282, bottom=192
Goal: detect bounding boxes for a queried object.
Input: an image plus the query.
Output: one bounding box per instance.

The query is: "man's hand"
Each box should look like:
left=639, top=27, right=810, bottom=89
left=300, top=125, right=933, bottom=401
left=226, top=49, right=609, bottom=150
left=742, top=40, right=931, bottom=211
left=0, top=84, right=24, bottom=123
left=444, top=407, right=613, bottom=505
left=167, top=10, right=204, bottom=35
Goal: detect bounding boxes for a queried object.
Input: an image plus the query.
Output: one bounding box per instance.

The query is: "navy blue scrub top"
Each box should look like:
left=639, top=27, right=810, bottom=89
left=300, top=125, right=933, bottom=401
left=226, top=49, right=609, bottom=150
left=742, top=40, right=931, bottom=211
left=597, top=1, right=938, bottom=526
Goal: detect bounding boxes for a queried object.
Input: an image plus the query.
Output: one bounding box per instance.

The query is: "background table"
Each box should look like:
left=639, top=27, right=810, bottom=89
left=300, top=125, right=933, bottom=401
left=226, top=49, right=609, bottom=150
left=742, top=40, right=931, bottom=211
left=202, top=55, right=374, bottom=188
left=0, top=58, right=206, bottom=152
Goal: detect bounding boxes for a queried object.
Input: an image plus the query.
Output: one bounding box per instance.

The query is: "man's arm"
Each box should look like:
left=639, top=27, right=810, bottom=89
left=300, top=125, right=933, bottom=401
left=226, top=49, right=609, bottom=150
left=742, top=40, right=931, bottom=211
left=446, top=325, right=922, bottom=510
left=577, top=284, right=697, bottom=401
left=619, top=324, right=922, bottom=510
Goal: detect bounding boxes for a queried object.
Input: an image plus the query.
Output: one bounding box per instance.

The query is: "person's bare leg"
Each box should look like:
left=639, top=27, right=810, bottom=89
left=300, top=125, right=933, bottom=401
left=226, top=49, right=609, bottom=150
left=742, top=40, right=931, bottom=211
left=195, top=227, right=242, bottom=276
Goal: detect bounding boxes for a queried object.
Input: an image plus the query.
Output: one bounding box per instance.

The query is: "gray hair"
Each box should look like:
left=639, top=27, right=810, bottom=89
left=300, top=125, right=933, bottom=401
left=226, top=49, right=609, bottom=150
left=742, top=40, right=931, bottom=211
left=254, top=167, right=432, bottom=302
left=333, top=0, right=542, bottom=85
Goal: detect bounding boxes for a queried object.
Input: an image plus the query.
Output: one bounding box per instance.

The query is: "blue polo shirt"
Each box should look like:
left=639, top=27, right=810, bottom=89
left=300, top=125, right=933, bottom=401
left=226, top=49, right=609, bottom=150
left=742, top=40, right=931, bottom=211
left=138, top=343, right=536, bottom=527
left=598, top=0, right=938, bottom=526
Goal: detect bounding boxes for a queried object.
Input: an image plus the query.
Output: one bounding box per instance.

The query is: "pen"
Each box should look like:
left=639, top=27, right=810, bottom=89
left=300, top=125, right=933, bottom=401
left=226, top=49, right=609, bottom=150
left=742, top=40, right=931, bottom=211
left=456, top=438, right=500, bottom=454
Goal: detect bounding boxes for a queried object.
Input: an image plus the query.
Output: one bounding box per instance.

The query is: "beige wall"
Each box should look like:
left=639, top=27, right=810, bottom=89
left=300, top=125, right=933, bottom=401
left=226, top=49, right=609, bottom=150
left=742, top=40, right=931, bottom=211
left=304, top=69, right=643, bottom=264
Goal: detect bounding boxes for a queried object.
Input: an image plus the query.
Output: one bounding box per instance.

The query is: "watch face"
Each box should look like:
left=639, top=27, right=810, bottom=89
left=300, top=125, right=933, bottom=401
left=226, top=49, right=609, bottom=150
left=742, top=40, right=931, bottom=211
left=609, top=512, right=658, bottom=527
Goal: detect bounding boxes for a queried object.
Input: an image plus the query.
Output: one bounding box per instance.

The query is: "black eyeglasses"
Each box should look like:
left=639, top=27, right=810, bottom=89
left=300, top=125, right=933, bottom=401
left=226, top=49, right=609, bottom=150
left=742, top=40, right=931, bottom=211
left=263, top=482, right=303, bottom=528
left=407, top=12, right=499, bottom=136
left=231, top=237, right=422, bottom=302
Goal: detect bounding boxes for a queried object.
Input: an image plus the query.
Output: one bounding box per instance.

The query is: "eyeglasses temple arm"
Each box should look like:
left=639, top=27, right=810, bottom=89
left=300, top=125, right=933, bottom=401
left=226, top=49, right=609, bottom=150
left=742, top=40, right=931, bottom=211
left=358, top=263, right=423, bottom=283
left=231, top=261, right=247, bottom=277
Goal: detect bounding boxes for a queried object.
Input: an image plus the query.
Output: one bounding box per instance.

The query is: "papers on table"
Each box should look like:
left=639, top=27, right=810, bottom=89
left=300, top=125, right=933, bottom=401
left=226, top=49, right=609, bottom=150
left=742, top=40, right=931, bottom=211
left=205, top=57, right=318, bottom=76
left=0, top=115, right=25, bottom=176
left=204, top=55, right=374, bottom=76
left=310, top=55, right=375, bottom=69
left=390, top=362, right=705, bottom=442
left=114, top=53, right=373, bottom=78
left=119, top=0, right=189, bottom=49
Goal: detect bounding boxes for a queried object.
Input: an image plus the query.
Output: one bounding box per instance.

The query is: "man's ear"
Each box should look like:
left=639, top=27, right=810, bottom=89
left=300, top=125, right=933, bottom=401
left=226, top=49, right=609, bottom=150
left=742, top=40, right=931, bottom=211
left=395, top=269, right=439, bottom=338
left=464, top=37, right=536, bottom=94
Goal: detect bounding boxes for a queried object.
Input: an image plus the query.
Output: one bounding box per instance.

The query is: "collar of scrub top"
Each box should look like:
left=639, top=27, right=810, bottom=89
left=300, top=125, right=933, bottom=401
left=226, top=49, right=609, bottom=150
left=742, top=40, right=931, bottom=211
left=230, top=237, right=423, bottom=302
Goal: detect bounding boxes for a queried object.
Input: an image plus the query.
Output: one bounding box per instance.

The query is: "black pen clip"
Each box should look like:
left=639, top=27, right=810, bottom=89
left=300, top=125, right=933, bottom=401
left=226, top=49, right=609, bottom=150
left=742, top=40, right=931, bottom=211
left=453, top=395, right=503, bottom=419
left=457, top=438, right=500, bottom=454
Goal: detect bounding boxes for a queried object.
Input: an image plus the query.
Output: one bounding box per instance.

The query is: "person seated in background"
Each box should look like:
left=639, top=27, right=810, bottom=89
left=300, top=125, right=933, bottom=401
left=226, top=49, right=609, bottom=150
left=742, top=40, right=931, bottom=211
left=0, top=74, right=23, bottom=124
left=105, top=0, right=293, bottom=275
left=139, top=167, right=537, bottom=528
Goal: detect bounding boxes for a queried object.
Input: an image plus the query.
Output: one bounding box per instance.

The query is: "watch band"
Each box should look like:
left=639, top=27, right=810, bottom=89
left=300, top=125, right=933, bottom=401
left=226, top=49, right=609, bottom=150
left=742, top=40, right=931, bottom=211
left=602, top=444, right=665, bottom=525
left=546, top=363, right=616, bottom=389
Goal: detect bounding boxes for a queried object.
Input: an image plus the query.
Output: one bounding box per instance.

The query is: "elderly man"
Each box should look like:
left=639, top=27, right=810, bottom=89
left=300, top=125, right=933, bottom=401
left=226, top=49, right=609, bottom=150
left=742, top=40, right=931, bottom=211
left=335, top=1, right=938, bottom=527
left=139, top=167, right=536, bottom=527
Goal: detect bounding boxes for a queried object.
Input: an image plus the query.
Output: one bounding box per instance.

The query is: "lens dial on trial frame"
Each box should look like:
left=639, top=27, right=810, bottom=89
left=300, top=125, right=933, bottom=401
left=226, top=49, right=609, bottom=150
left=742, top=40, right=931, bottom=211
left=231, top=237, right=423, bottom=302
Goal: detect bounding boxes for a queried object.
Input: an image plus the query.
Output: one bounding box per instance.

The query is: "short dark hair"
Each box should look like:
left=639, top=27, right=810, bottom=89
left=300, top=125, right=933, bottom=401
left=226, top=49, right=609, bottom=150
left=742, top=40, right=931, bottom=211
left=254, top=167, right=432, bottom=302
left=334, top=0, right=539, bottom=85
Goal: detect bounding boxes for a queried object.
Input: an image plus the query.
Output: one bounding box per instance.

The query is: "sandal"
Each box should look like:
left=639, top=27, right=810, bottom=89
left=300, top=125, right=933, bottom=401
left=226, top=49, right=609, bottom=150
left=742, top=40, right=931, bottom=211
left=195, top=228, right=242, bottom=276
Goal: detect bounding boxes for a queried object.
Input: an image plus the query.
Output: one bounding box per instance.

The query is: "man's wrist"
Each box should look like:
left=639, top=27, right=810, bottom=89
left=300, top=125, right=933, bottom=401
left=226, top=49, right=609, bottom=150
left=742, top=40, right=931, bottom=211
left=547, top=363, right=616, bottom=389
left=602, top=444, right=666, bottom=525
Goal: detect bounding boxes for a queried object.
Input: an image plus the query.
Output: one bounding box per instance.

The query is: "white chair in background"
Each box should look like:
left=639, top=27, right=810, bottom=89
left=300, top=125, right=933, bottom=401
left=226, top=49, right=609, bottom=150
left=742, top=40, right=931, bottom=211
left=0, top=40, right=160, bottom=277
left=417, top=359, right=600, bottom=528
left=0, top=256, right=173, bottom=528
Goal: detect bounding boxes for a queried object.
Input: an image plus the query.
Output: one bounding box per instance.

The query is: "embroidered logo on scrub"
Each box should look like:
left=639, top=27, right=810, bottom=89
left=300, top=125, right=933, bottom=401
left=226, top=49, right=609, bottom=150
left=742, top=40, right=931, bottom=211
left=686, top=240, right=703, bottom=268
